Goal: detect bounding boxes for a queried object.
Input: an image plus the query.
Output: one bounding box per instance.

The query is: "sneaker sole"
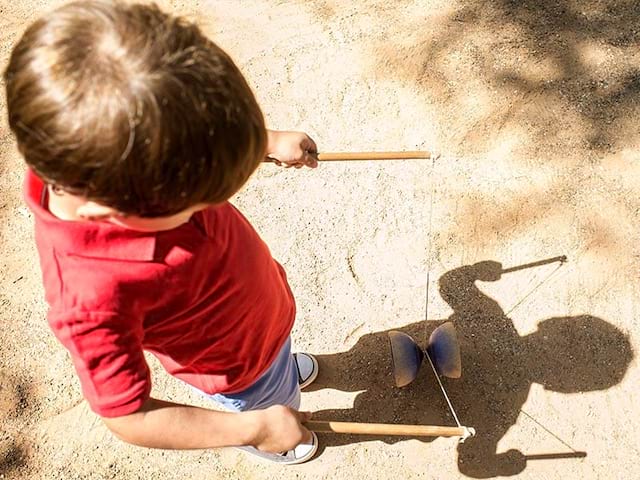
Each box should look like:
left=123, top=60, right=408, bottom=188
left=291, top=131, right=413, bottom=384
left=285, top=431, right=319, bottom=465
left=298, top=353, right=319, bottom=390
left=238, top=431, right=319, bottom=465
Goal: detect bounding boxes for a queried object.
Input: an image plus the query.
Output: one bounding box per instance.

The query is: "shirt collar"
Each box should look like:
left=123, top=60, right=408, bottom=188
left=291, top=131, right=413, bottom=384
left=24, top=170, right=158, bottom=261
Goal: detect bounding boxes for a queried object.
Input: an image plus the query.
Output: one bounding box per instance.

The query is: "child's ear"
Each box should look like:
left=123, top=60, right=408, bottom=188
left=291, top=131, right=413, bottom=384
left=76, top=202, right=119, bottom=221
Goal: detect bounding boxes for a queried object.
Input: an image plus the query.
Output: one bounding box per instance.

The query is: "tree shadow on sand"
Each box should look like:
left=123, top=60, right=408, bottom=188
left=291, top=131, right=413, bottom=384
left=0, top=376, right=36, bottom=476
left=308, top=0, right=640, bottom=156
left=307, top=260, right=633, bottom=478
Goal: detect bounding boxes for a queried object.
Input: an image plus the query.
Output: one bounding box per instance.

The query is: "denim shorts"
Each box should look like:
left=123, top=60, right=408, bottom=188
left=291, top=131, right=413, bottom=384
left=196, top=337, right=300, bottom=412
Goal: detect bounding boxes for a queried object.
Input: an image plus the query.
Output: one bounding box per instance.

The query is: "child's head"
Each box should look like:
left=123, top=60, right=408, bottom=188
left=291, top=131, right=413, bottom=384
left=4, top=0, right=267, bottom=219
left=525, top=315, right=632, bottom=393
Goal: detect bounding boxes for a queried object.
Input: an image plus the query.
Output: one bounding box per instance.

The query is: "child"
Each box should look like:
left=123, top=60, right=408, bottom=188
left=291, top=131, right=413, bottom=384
left=4, top=0, right=321, bottom=465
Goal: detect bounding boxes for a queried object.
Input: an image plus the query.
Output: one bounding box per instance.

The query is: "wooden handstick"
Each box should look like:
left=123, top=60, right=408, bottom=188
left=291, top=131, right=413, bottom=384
left=316, top=151, right=432, bottom=161
left=304, top=420, right=472, bottom=438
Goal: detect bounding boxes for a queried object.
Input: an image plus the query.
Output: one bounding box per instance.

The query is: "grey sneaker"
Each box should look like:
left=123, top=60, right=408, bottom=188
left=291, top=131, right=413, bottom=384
left=237, top=431, right=319, bottom=465
left=293, top=352, right=319, bottom=390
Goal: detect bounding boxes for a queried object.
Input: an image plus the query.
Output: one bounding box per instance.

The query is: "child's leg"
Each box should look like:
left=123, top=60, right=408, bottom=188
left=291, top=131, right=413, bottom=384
left=194, top=337, right=317, bottom=464
left=208, top=337, right=301, bottom=412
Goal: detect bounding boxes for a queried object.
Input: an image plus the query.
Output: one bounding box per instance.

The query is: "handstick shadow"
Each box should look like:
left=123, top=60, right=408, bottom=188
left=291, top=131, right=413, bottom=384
left=307, top=260, right=633, bottom=478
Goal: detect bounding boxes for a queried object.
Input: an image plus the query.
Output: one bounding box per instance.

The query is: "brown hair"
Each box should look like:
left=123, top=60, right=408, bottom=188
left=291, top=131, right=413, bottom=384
left=4, top=1, right=267, bottom=217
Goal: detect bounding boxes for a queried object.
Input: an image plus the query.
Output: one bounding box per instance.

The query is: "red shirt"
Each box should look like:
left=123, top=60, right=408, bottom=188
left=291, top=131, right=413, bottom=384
left=24, top=171, right=296, bottom=417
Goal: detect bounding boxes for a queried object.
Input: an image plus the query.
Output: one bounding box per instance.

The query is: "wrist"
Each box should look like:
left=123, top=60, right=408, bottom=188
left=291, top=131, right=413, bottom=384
left=237, top=410, right=266, bottom=447
left=266, top=129, right=279, bottom=155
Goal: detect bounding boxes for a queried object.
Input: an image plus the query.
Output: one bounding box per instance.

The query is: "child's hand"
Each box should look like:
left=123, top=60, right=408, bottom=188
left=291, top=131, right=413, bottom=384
left=266, top=130, right=318, bottom=169
left=470, top=260, right=503, bottom=282
left=245, top=405, right=313, bottom=453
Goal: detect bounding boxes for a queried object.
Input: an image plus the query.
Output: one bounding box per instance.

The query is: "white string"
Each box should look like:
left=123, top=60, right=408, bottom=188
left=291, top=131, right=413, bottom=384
left=422, top=153, right=463, bottom=428
left=425, top=350, right=462, bottom=428
left=423, top=154, right=436, bottom=345
left=504, top=261, right=566, bottom=316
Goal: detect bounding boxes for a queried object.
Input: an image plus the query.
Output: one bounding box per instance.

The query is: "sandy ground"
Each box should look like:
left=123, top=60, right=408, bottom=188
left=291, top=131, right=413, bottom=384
left=1, top=1, right=639, bottom=479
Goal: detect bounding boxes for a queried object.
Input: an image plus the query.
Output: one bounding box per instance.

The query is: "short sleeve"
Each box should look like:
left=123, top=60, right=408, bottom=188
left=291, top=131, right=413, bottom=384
left=48, top=309, right=151, bottom=417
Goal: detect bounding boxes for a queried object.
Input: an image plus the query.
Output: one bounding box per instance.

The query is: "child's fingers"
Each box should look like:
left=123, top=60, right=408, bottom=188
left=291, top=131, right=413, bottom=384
left=297, top=411, right=313, bottom=443
left=304, top=151, right=318, bottom=168
left=298, top=410, right=313, bottom=422
left=303, top=136, right=318, bottom=154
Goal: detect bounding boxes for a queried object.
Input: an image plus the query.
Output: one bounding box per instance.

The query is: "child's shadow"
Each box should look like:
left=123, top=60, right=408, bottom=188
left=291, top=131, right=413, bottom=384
left=308, top=260, right=633, bottom=478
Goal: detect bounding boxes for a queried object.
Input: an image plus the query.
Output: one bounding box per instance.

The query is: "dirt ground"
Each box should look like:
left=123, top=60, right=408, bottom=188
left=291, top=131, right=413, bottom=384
left=1, top=1, right=639, bottom=479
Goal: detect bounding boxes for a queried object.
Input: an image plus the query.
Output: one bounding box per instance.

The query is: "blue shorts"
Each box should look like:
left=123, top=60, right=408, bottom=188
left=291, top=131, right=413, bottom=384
left=196, top=337, right=300, bottom=411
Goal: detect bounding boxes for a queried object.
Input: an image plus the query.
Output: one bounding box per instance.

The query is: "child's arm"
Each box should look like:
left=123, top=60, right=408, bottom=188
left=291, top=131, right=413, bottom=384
left=102, top=397, right=312, bottom=452
left=266, top=130, right=318, bottom=168
left=438, top=261, right=505, bottom=319
left=50, top=310, right=310, bottom=453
